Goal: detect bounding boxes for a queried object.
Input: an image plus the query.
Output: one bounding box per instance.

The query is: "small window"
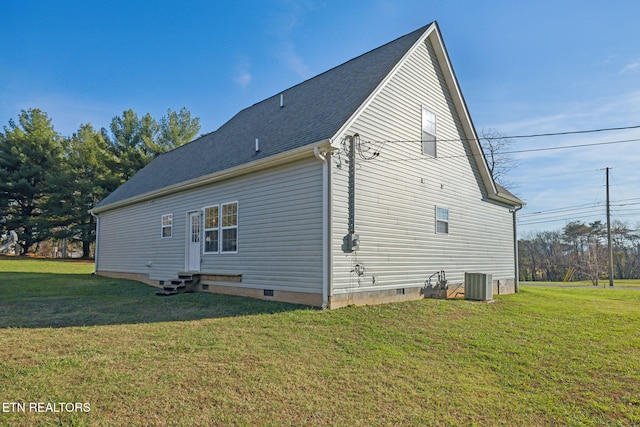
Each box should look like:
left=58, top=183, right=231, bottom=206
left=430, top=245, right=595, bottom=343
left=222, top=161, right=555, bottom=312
left=204, top=206, right=219, bottom=253
left=161, top=214, right=173, bottom=238
left=436, top=207, right=449, bottom=234
left=422, top=107, right=436, bottom=157
left=221, top=202, right=238, bottom=253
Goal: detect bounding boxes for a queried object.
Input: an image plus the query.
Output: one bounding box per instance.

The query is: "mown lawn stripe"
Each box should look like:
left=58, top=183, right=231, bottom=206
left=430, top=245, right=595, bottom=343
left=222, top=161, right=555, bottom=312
left=1, top=258, right=639, bottom=426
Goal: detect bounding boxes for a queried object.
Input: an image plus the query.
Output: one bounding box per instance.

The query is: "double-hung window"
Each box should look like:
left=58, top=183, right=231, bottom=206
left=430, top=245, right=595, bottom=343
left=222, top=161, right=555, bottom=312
left=422, top=107, right=437, bottom=157
left=161, top=214, right=173, bottom=238
left=203, top=202, right=238, bottom=253
left=221, top=202, right=238, bottom=253
left=204, top=206, right=219, bottom=253
left=436, top=206, right=449, bottom=234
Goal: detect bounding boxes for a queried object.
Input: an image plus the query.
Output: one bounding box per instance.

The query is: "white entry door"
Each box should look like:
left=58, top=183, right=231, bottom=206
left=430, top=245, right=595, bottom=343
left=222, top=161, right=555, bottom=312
left=187, top=211, right=201, bottom=272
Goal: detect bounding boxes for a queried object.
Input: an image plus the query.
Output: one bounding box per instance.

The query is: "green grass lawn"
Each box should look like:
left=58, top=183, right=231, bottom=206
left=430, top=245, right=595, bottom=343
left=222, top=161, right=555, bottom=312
left=521, top=279, right=640, bottom=287
left=1, top=258, right=640, bottom=426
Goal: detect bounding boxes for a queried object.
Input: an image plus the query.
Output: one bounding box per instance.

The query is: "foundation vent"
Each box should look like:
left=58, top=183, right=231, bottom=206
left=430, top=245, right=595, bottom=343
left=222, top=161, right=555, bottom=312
left=264, top=289, right=274, bottom=297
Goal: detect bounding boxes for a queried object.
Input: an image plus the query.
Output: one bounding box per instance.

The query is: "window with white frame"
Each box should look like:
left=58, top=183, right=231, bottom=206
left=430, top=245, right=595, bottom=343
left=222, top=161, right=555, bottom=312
left=436, top=206, right=449, bottom=234
left=422, top=107, right=436, bottom=157
left=202, top=202, right=238, bottom=253
left=203, top=206, right=219, bottom=253
left=221, top=202, right=238, bottom=253
left=161, top=214, right=173, bottom=238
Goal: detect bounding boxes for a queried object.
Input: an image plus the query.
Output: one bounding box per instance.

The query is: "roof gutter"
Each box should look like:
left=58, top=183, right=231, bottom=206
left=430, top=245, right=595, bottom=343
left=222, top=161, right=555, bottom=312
left=510, top=203, right=524, bottom=292
left=488, top=191, right=524, bottom=207
left=92, top=139, right=333, bottom=215
left=90, top=210, right=99, bottom=272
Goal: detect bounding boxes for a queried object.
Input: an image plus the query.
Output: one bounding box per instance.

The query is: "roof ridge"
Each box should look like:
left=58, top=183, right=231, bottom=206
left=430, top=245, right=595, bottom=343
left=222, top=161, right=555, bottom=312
left=239, top=22, right=435, bottom=113
left=165, top=23, right=434, bottom=152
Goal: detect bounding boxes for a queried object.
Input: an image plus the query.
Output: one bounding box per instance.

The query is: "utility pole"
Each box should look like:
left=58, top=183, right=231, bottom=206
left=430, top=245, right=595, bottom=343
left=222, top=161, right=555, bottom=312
left=606, top=167, right=614, bottom=286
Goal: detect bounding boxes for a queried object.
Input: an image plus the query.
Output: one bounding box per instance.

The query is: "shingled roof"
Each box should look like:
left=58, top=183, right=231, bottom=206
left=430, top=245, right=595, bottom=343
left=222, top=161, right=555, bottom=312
left=93, top=23, right=434, bottom=211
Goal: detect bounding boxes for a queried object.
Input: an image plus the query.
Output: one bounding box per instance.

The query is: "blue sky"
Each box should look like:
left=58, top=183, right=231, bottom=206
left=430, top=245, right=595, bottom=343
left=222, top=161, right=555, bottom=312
left=2, top=0, right=640, bottom=235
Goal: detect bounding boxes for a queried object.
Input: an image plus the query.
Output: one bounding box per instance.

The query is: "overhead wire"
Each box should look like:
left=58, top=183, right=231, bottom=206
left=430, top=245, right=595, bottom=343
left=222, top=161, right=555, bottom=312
left=354, top=123, right=640, bottom=164
left=364, top=124, right=640, bottom=145
left=478, top=124, right=640, bottom=140
left=518, top=198, right=640, bottom=218
left=518, top=217, right=605, bottom=226
left=519, top=210, right=605, bottom=223
left=371, top=137, right=640, bottom=163
left=519, top=201, right=606, bottom=217
left=344, top=123, right=640, bottom=227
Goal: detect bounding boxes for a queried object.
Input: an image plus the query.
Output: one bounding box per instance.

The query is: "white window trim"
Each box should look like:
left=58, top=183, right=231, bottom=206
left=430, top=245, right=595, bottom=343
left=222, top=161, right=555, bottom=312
left=435, top=206, right=449, bottom=234
left=202, top=201, right=239, bottom=254
left=422, top=106, right=437, bottom=157
left=221, top=201, right=239, bottom=254
left=203, top=205, right=220, bottom=254
left=161, top=214, right=173, bottom=238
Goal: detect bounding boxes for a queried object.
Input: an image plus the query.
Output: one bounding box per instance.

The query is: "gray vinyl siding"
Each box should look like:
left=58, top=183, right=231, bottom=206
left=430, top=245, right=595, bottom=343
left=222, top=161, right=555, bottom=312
left=97, top=203, right=165, bottom=275
left=97, top=157, right=324, bottom=293
left=331, top=37, right=515, bottom=293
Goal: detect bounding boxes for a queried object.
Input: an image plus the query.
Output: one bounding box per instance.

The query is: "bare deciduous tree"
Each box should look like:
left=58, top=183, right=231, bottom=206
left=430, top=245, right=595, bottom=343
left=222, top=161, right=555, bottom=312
left=479, top=127, right=518, bottom=189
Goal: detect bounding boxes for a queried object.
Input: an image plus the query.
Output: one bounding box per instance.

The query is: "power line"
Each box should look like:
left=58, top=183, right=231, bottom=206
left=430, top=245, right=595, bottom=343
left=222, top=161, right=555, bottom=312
left=519, top=202, right=604, bottom=217
left=480, top=124, right=640, bottom=140
left=365, top=124, right=640, bottom=145
left=352, top=126, right=640, bottom=229
left=517, top=199, right=638, bottom=231
left=518, top=214, right=605, bottom=226
left=518, top=171, right=640, bottom=228
left=519, top=198, right=640, bottom=218
left=358, top=123, right=640, bottom=162
left=519, top=210, right=606, bottom=225
left=369, top=137, right=640, bottom=163
left=520, top=208, right=605, bottom=221
left=612, top=201, right=640, bottom=208
left=502, top=138, right=640, bottom=155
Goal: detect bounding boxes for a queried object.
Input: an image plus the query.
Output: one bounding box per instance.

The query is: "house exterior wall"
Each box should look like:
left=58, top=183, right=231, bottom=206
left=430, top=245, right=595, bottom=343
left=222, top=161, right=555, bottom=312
left=96, top=157, right=325, bottom=303
left=329, top=36, right=515, bottom=307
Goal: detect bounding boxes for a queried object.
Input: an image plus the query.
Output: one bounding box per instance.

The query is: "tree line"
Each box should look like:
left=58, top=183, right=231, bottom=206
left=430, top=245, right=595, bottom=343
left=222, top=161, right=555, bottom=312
left=6, top=110, right=637, bottom=283
left=0, top=108, right=200, bottom=258
left=519, top=220, right=640, bottom=283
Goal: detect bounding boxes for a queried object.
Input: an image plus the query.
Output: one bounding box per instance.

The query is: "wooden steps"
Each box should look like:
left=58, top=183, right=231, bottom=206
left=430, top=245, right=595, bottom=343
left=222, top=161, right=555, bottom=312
left=156, top=273, right=201, bottom=296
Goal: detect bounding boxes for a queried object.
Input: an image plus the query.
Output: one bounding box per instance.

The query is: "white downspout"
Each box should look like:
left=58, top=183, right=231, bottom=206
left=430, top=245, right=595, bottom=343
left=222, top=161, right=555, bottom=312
left=314, top=146, right=331, bottom=308
left=90, top=211, right=99, bottom=273
left=511, top=204, right=523, bottom=292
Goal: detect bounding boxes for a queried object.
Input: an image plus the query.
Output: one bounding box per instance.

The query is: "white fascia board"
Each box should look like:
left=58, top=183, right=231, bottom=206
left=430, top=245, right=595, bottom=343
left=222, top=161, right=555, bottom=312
left=488, top=191, right=526, bottom=207
left=91, top=139, right=333, bottom=214
left=426, top=25, right=500, bottom=199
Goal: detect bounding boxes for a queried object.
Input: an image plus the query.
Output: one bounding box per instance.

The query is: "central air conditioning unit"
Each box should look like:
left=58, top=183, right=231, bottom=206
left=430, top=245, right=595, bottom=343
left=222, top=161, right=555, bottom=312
left=464, top=273, right=493, bottom=301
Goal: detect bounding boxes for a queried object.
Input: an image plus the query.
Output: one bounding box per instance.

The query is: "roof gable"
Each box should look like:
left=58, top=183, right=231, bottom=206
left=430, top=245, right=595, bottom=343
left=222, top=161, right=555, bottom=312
left=330, top=23, right=523, bottom=207
left=94, top=24, right=433, bottom=212
left=93, top=22, right=521, bottom=212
